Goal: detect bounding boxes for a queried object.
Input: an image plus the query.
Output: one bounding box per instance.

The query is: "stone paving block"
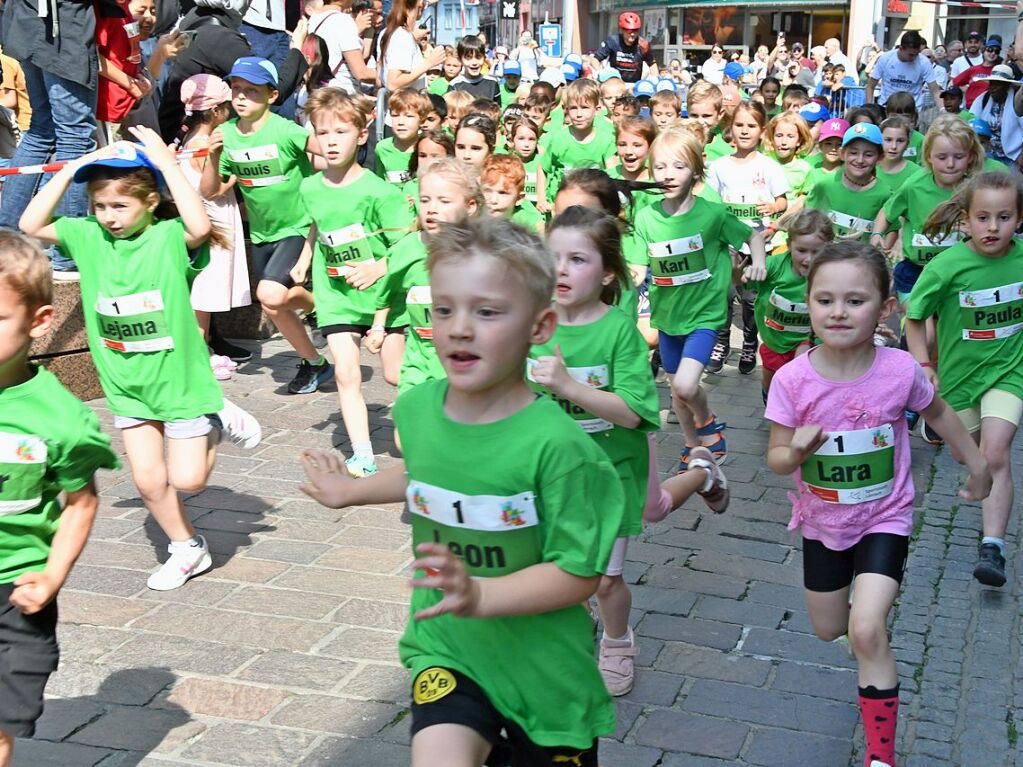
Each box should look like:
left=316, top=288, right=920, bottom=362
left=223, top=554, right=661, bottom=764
left=136, top=578, right=239, bottom=608
left=190, top=509, right=278, bottom=534
left=339, top=663, right=408, bottom=701
left=644, top=565, right=748, bottom=599
left=33, top=697, right=106, bottom=741
left=683, top=679, right=859, bottom=737
left=303, top=736, right=410, bottom=767
left=237, top=650, right=357, bottom=691
left=244, top=539, right=332, bottom=564
left=55, top=624, right=134, bottom=663
left=652, top=528, right=791, bottom=563
left=11, top=739, right=112, bottom=767
left=658, top=755, right=735, bottom=767
left=741, top=627, right=856, bottom=668
left=625, top=668, right=684, bottom=706
left=691, top=595, right=787, bottom=629
left=66, top=567, right=148, bottom=599
left=273, top=498, right=349, bottom=523
left=744, top=726, right=853, bottom=766
left=633, top=709, right=749, bottom=759
left=69, top=705, right=205, bottom=753
left=654, top=643, right=772, bottom=686
left=270, top=694, right=401, bottom=735
left=315, top=545, right=412, bottom=574
left=598, top=740, right=663, bottom=767
left=339, top=506, right=411, bottom=531
left=181, top=723, right=318, bottom=766
left=637, top=613, right=742, bottom=651
left=217, top=585, right=341, bottom=620
left=628, top=585, right=697, bottom=616
left=320, top=627, right=403, bottom=663
left=611, top=699, right=643, bottom=740
left=333, top=597, right=410, bottom=631
left=256, top=517, right=342, bottom=543
left=770, top=661, right=858, bottom=701
left=45, top=663, right=178, bottom=706
left=331, top=524, right=411, bottom=551
left=89, top=517, right=145, bottom=541
left=156, top=677, right=290, bottom=721
left=100, top=634, right=257, bottom=676
left=58, top=592, right=158, bottom=628
left=271, top=566, right=411, bottom=602
left=206, top=554, right=292, bottom=584
left=688, top=550, right=800, bottom=587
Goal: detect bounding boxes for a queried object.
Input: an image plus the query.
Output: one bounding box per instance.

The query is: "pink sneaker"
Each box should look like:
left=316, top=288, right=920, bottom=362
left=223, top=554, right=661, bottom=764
left=210, top=354, right=237, bottom=381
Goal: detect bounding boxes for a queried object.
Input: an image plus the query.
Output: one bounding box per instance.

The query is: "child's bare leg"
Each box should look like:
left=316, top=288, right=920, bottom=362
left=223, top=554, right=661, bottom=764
left=979, top=417, right=1017, bottom=540
left=167, top=432, right=218, bottom=495
left=596, top=574, right=631, bottom=639
left=380, top=331, right=406, bottom=387
left=194, top=309, right=211, bottom=342
left=412, top=723, right=490, bottom=767
left=660, top=467, right=709, bottom=509
left=671, top=359, right=709, bottom=446
left=328, top=333, right=371, bottom=445
left=0, top=730, right=13, bottom=767
left=285, top=284, right=314, bottom=314
left=257, top=281, right=319, bottom=361
left=804, top=585, right=852, bottom=642
left=848, top=573, right=899, bottom=688
left=122, top=423, right=195, bottom=542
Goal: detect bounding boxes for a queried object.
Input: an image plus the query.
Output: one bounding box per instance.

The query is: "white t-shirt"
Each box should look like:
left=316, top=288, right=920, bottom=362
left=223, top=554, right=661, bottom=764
left=705, top=152, right=790, bottom=230
left=701, top=57, right=725, bottom=85
left=871, top=49, right=937, bottom=109
left=380, top=27, right=425, bottom=91
left=307, top=10, right=362, bottom=94
left=950, top=52, right=984, bottom=78
left=243, top=0, right=286, bottom=32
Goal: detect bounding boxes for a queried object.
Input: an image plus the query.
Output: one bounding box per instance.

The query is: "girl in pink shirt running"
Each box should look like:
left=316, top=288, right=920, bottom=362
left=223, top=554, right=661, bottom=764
left=764, top=241, right=990, bottom=767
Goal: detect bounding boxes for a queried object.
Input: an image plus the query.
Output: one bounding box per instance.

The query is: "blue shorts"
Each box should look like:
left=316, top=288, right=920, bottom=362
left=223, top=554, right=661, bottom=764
left=658, top=328, right=718, bottom=374
left=893, top=260, right=923, bottom=302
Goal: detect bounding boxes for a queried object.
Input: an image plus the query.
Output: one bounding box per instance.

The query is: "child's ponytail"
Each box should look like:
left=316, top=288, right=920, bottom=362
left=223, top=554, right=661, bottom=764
left=922, top=170, right=1023, bottom=241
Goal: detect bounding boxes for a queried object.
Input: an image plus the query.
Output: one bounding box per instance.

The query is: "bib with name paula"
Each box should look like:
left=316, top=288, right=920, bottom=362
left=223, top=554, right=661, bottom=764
left=959, top=281, right=1023, bottom=341
left=802, top=423, right=895, bottom=504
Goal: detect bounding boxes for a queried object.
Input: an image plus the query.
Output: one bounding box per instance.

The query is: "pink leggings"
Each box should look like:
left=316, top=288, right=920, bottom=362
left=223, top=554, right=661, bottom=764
left=643, top=432, right=674, bottom=522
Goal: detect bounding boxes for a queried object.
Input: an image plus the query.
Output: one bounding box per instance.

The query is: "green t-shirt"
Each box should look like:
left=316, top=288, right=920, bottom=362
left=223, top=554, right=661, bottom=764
left=378, top=232, right=445, bottom=392
left=959, top=109, right=977, bottom=122
left=300, top=170, right=414, bottom=327
left=805, top=174, right=891, bottom=240
left=882, top=171, right=961, bottom=267
left=771, top=155, right=812, bottom=199
left=511, top=200, right=543, bottom=232
left=806, top=152, right=824, bottom=169
left=528, top=308, right=659, bottom=537
left=904, top=129, right=925, bottom=164
left=748, top=252, right=810, bottom=353
left=374, top=137, right=414, bottom=185
left=877, top=161, right=922, bottom=193
left=633, top=197, right=752, bottom=336
left=499, top=82, right=518, bottom=110
left=427, top=77, right=450, bottom=96
left=54, top=217, right=224, bottom=420
left=394, top=380, right=622, bottom=748
left=0, top=367, right=119, bottom=583
left=607, top=164, right=659, bottom=218
left=541, top=124, right=615, bottom=185
left=218, top=113, right=312, bottom=243
left=521, top=153, right=541, bottom=203
left=906, top=240, right=1023, bottom=410
left=705, top=131, right=732, bottom=163
left=401, top=177, right=420, bottom=214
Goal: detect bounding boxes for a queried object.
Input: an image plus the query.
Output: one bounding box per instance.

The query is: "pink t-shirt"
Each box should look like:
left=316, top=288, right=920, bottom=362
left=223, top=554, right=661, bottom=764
left=765, top=346, right=935, bottom=550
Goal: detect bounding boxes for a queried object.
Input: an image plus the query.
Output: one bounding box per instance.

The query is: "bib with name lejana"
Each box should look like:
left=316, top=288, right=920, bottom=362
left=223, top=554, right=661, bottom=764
left=228, top=144, right=286, bottom=187
left=319, top=223, right=374, bottom=277
left=96, top=290, right=174, bottom=353
left=526, top=358, right=613, bottom=433
left=959, top=281, right=1023, bottom=341
left=801, top=423, right=895, bottom=504
left=0, top=432, right=46, bottom=516
left=765, top=290, right=810, bottom=334
left=648, top=234, right=711, bottom=287
left=406, top=285, right=433, bottom=340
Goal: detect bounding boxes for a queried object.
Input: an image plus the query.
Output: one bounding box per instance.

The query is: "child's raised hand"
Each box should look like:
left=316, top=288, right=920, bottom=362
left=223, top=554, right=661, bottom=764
left=299, top=449, right=355, bottom=508
left=208, top=129, right=225, bottom=157
left=345, top=259, right=387, bottom=290
left=789, top=424, right=828, bottom=464
left=530, top=346, right=571, bottom=395
left=961, top=464, right=993, bottom=503
left=743, top=263, right=767, bottom=283
left=127, top=126, right=176, bottom=170
left=410, top=542, right=481, bottom=620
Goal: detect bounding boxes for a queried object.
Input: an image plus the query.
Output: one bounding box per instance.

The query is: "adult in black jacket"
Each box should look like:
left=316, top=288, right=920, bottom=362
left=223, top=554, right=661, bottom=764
left=158, top=0, right=306, bottom=141
left=593, top=11, right=657, bottom=84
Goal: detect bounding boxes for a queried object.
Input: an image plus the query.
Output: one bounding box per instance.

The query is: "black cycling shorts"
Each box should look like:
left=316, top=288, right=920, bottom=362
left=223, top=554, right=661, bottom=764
left=251, top=236, right=306, bottom=288
left=803, top=533, right=909, bottom=592
left=0, top=584, right=60, bottom=737
left=409, top=666, right=599, bottom=767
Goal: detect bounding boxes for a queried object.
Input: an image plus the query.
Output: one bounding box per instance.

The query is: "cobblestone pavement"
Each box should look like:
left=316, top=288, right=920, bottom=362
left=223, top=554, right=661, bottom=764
left=13, top=335, right=1022, bottom=767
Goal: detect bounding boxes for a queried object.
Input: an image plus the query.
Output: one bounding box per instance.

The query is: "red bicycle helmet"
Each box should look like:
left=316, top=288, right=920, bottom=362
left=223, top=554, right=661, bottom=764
left=618, top=11, right=641, bottom=31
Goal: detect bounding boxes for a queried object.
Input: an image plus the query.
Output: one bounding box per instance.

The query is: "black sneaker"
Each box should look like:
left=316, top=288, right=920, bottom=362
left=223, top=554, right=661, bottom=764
left=974, top=543, right=1006, bottom=587
left=920, top=418, right=943, bottom=446
left=287, top=358, right=334, bottom=394
left=706, top=342, right=729, bottom=374
left=210, top=334, right=253, bottom=363
left=650, top=349, right=662, bottom=380
left=738, top=343, right=757, bottom=375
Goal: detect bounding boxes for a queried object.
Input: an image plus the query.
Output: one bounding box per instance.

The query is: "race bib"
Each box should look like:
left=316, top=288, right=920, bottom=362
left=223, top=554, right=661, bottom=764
left=526, top=359, right=613, bottom=433
left=524, top=171, right=537, bottom=202
left=386, top=169, right=411, bottom=184
left=959, top=281, right=1023, bottom=340
left=407, top=480, right=538, bottom=531
left=0, top=432, right=46, bottom=516
left=648, top=234, right=712, bottom=286
left=802, top=423, right=895, bottom=504
left=406, top=285, right=433, bottom=340
left=228, top=145, right=286, bottom=187
left=764, top=290, right=810, bottom=334
left=319, top=224, right=374, bottom=277
left=904, top=146, right=918, bottom=158
left=96, top=290, right=174, bottom=353
left=828, top=210, right=872, bottom=236
left=910, top=231, right=960, bottom=264
left=724, top=201, right=762, bottom=222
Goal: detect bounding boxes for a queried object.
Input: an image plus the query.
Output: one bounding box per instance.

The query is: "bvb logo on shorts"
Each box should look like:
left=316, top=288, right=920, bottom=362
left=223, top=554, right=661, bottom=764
left=413, top=667, right=457, bottom=704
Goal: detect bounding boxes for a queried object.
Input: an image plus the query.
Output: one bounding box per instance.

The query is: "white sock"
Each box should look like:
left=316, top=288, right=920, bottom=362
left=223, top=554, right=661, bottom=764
left=170, top=537, right=200, bottom=551
left=602, top=627, right=633, bottom=646
left=982, top=536, right=1006, bottom=555
left=351, top=440, right=373, bottom=462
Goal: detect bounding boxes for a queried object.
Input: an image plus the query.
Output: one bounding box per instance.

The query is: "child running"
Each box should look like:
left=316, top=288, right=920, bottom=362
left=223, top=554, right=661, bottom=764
left=876, top=116, right=920, bottom=193
left=766, top=241, right=990, bottom=767
left=747, top=209, right=834, bottom=402
left=527, top=206, right=660, bottom=697
left=0, top=234, right=119, bottom=767
left=763, top=111, right=813, bottom=217
left=507, top=116, right=544, bottom=205
left=292, top=88, right=414, bottom=477
left=21, top=129, right=262, bottom=591
left=907, top=171, right=1023, bottom=587
left=299, top=215, right=624, bottom=767
left=454, top=113, right=497, bottom=169
left=634, top=127, right=767, bottom=468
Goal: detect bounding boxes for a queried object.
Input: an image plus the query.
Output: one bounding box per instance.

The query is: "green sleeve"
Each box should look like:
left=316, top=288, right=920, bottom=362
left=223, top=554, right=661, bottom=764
left=373, top=141, right=388, bottom=179
left=804, top=181, right=826, bottom=214
left=621, top=230, right=646, bottom=266
left=52, top=216, right=94, bottom=266
left=630, top=211, right=652, bottom=266
left=284, top=119, right=313, bottom=155
left=610, top=321, right=660, bottom=433
left=51, top=407, right=120, bottom=492
left=377, top=234, right=419, bottom=310
left=905, top=259, right=949, bottom=321
left=378, top=185, right=415, bottom=244
left=720, top=209, right=754, bottom=251
left=881, top=184, right=908, bottom=226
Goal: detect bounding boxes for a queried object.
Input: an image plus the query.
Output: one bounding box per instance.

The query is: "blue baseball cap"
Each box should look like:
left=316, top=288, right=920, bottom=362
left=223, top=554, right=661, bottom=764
left=655, top=78, right=677, bottom=93
left=227, top=56, right=279, bottom=88
left=73, top=142, right=166, bottom=188
left=503, top=60, right=522, bottom=76
left=723, top=62, right=744, bottom=81
left=564, top=53, right=584, bottom=67
left=799, top=101, right=829, bottom=124
left=561, top=63, right=579, bottom=82
left=597, top=68, right=622, bottom=83
left=633, top=79, right=656, bottom=98
left=971, top=118, right=993, bottom=138
left=842, top=122, right=883, bottom=147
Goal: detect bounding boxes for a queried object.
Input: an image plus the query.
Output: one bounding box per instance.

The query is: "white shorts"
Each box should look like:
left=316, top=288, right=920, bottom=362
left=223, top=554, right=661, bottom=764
left=604, top=536, right=631, bottom=577
left=114, top=414, right=216, bottom=440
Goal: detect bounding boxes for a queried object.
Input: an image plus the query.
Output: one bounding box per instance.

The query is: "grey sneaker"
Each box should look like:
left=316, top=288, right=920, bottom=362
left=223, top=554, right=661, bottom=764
left=974, top=543, right=1006, bottom=587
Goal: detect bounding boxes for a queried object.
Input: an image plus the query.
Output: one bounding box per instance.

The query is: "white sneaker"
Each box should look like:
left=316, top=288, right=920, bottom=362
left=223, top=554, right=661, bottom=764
left=146, top=536, right=212, bottom=590
left=216, top=398, right=262, bottom=449
left=869, top=761, right=893, bottom=767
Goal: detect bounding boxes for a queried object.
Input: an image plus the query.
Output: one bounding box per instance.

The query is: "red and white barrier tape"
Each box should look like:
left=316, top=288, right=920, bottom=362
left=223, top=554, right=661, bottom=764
left=0, top=147, right=210, bottom=177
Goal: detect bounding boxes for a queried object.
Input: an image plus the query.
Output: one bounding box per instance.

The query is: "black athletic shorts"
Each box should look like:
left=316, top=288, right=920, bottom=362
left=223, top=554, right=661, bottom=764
left=0, top=583, right=60, bottom=737
left=409, top=667, right=599, bottom=767
left=319, top=324, right=408, bottom=338
left=251, top=236, right=306, bottom=288
left=803, top=533, right=910, bottom=592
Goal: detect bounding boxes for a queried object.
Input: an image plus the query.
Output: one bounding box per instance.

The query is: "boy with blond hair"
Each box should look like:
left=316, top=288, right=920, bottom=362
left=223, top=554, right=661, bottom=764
left=687, top=81, right=731, bottom=161
left=650, top=90, right=682, bottom=132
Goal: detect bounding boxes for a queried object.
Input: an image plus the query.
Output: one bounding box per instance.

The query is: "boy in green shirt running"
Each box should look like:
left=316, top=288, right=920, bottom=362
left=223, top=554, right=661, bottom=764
left=499, top=60, right=522, bottom=110
left=300, top=215, right=624, bottom=767
left=0, top=235, right=118, bottom=767
left=375, top=88, right=430, bottom=185
left=201, top=57, right=330, bottom=396
left=688, top=83, right=731, bottom=163
left=481, top=154, right=544, bottom=234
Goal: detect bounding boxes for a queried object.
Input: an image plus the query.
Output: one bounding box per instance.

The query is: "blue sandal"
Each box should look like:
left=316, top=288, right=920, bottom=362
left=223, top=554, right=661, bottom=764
left=697, top=414, right=727, bottom=462
left=675, top=444, right=697, bottom=474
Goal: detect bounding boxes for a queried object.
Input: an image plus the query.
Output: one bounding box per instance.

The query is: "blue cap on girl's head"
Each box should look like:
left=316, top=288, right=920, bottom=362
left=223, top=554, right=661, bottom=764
left=799, top=102, right=829, bottom=124
left=971, top=119, right=993, bottom=138
left=842, top=122, right=883, bottom=147
left=655, top=78, right=677, bottom=92
left=73, top=142, right=166, bottom=189
left=634, top=79, right=656, bottom=98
